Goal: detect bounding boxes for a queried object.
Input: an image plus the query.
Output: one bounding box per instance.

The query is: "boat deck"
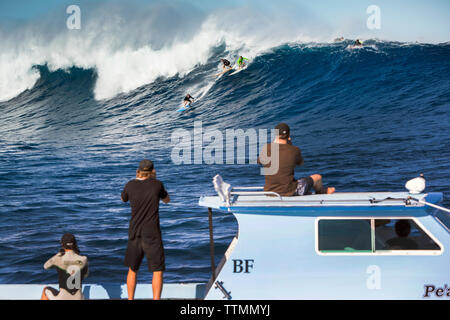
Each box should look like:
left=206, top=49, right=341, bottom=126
left=0, top=283, right=206, bottom=300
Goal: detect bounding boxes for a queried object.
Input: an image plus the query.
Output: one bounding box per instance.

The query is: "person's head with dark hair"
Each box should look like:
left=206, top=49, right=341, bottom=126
left=275, top=123, right=290, bottom=141
left=59, top=233, right=80, bottom=256
left=394, top=220, right=411, bottom=238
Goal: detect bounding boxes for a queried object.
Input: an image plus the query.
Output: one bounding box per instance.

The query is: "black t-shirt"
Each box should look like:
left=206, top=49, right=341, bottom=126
left=121, top=178, right=168, bottom=240
left=222, top=59, right=230, bottom=66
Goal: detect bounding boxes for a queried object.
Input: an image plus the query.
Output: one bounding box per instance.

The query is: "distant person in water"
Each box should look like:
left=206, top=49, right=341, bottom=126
left=334, top=36, right=344, bottom=42
left=354, top=39, right=363, bottom=46
left=41, top=233, right=88, bottom=300
left=121, top=160, right=170, bottom=300
left=258, top=123, right=335, bottom=196
left=237, top=56, right=248, bottom=69
left=183, top=94, right=194, bottom=107
left=220, top=58, right=232, bottom=70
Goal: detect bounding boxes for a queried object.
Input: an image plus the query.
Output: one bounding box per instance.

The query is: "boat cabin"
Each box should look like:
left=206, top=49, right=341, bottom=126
left=199, top=175, right=449, bottom=299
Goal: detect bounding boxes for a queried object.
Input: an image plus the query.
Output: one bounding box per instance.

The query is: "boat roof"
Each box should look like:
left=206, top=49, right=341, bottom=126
left=199, top=191, right=443, bottom=216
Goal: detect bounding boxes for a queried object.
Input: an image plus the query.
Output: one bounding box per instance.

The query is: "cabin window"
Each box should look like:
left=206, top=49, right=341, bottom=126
left=317, top=218, right=441, bottom=254
left=435, top=211, right=450, bottom=231
left=375, top=219, right=441, bottom=250
left=318, top=219, right=372, bottom=252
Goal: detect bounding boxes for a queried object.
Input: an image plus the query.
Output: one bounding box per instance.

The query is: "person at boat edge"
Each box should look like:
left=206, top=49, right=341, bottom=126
left=41, top=233, right=88, bottom=300
left=257, top=122, right=335, bottom=197
left=121, top=159, right=170, bottom=300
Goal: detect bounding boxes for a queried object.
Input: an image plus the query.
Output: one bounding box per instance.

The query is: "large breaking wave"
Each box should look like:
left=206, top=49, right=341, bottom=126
left=0, top=1, right=336, bottom=102
left=0, top=2, right=449, bottom=284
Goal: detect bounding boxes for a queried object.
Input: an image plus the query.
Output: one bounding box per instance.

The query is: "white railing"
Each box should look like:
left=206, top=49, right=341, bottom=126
left=230, top=186, right=282, bottom=200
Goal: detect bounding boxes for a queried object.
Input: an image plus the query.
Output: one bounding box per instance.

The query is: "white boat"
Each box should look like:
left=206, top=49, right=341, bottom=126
left=198, top=175, right=449, bottom=300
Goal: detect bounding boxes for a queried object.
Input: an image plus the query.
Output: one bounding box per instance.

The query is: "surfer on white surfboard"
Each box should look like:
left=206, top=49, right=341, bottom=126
left=216, top=58, right=233, bottom=77
left=346, top=39, right=364, bottom=50
left=236, top=56, right=248, bottom=69
left=220, top=59, right=232, bottom=71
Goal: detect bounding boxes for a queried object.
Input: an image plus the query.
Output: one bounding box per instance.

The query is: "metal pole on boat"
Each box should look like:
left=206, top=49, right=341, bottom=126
left=409, top=197, right=450, bottom=213
left=208, top=207, right=216, bottom=281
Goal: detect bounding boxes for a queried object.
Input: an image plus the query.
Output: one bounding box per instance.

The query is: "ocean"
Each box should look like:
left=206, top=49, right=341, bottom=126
left=0, top=39, right=449, bottom=284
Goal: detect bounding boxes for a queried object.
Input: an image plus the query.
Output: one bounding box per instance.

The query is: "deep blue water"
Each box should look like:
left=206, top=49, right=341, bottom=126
left=0, top=41, right=449, bottom=284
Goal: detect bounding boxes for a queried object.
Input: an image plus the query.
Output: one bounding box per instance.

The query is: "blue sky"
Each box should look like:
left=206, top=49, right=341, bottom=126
left=0, top=0, right=449, bottom=43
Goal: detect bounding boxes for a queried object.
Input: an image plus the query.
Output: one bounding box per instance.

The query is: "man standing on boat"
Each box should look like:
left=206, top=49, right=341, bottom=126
left=258, top=123, right=335, bottom=196
left=121, top=160, right=170, bottom=300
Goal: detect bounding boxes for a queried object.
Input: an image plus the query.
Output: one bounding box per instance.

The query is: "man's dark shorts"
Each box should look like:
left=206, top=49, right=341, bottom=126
left=124, top=236, right=165, bottom=272
left=294, top=176, right=314, bottom=196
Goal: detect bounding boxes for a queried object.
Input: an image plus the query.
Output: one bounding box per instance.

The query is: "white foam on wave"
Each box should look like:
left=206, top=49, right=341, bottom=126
left=0, top=53, right=41, bottom=102
left=0, top=2, right=330, bottom=102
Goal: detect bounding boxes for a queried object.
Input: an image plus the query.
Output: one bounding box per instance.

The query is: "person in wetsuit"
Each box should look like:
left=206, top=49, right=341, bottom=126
left=183, top=94, right=194, bottom=107
left=41, top=233, right=88, bottom=300
left=354, top=39, right=362, bottom=46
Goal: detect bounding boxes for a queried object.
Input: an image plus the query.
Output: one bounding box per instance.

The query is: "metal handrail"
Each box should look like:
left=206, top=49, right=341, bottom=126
left=227, top=192, right=419, bottom=205
left=231, top=186, right=264, bottom=190
left=409, top=196, right=450, bottom=213
left=230, top=186, right=282, bottom=200
left=230, top=191, right=282, bottom=200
